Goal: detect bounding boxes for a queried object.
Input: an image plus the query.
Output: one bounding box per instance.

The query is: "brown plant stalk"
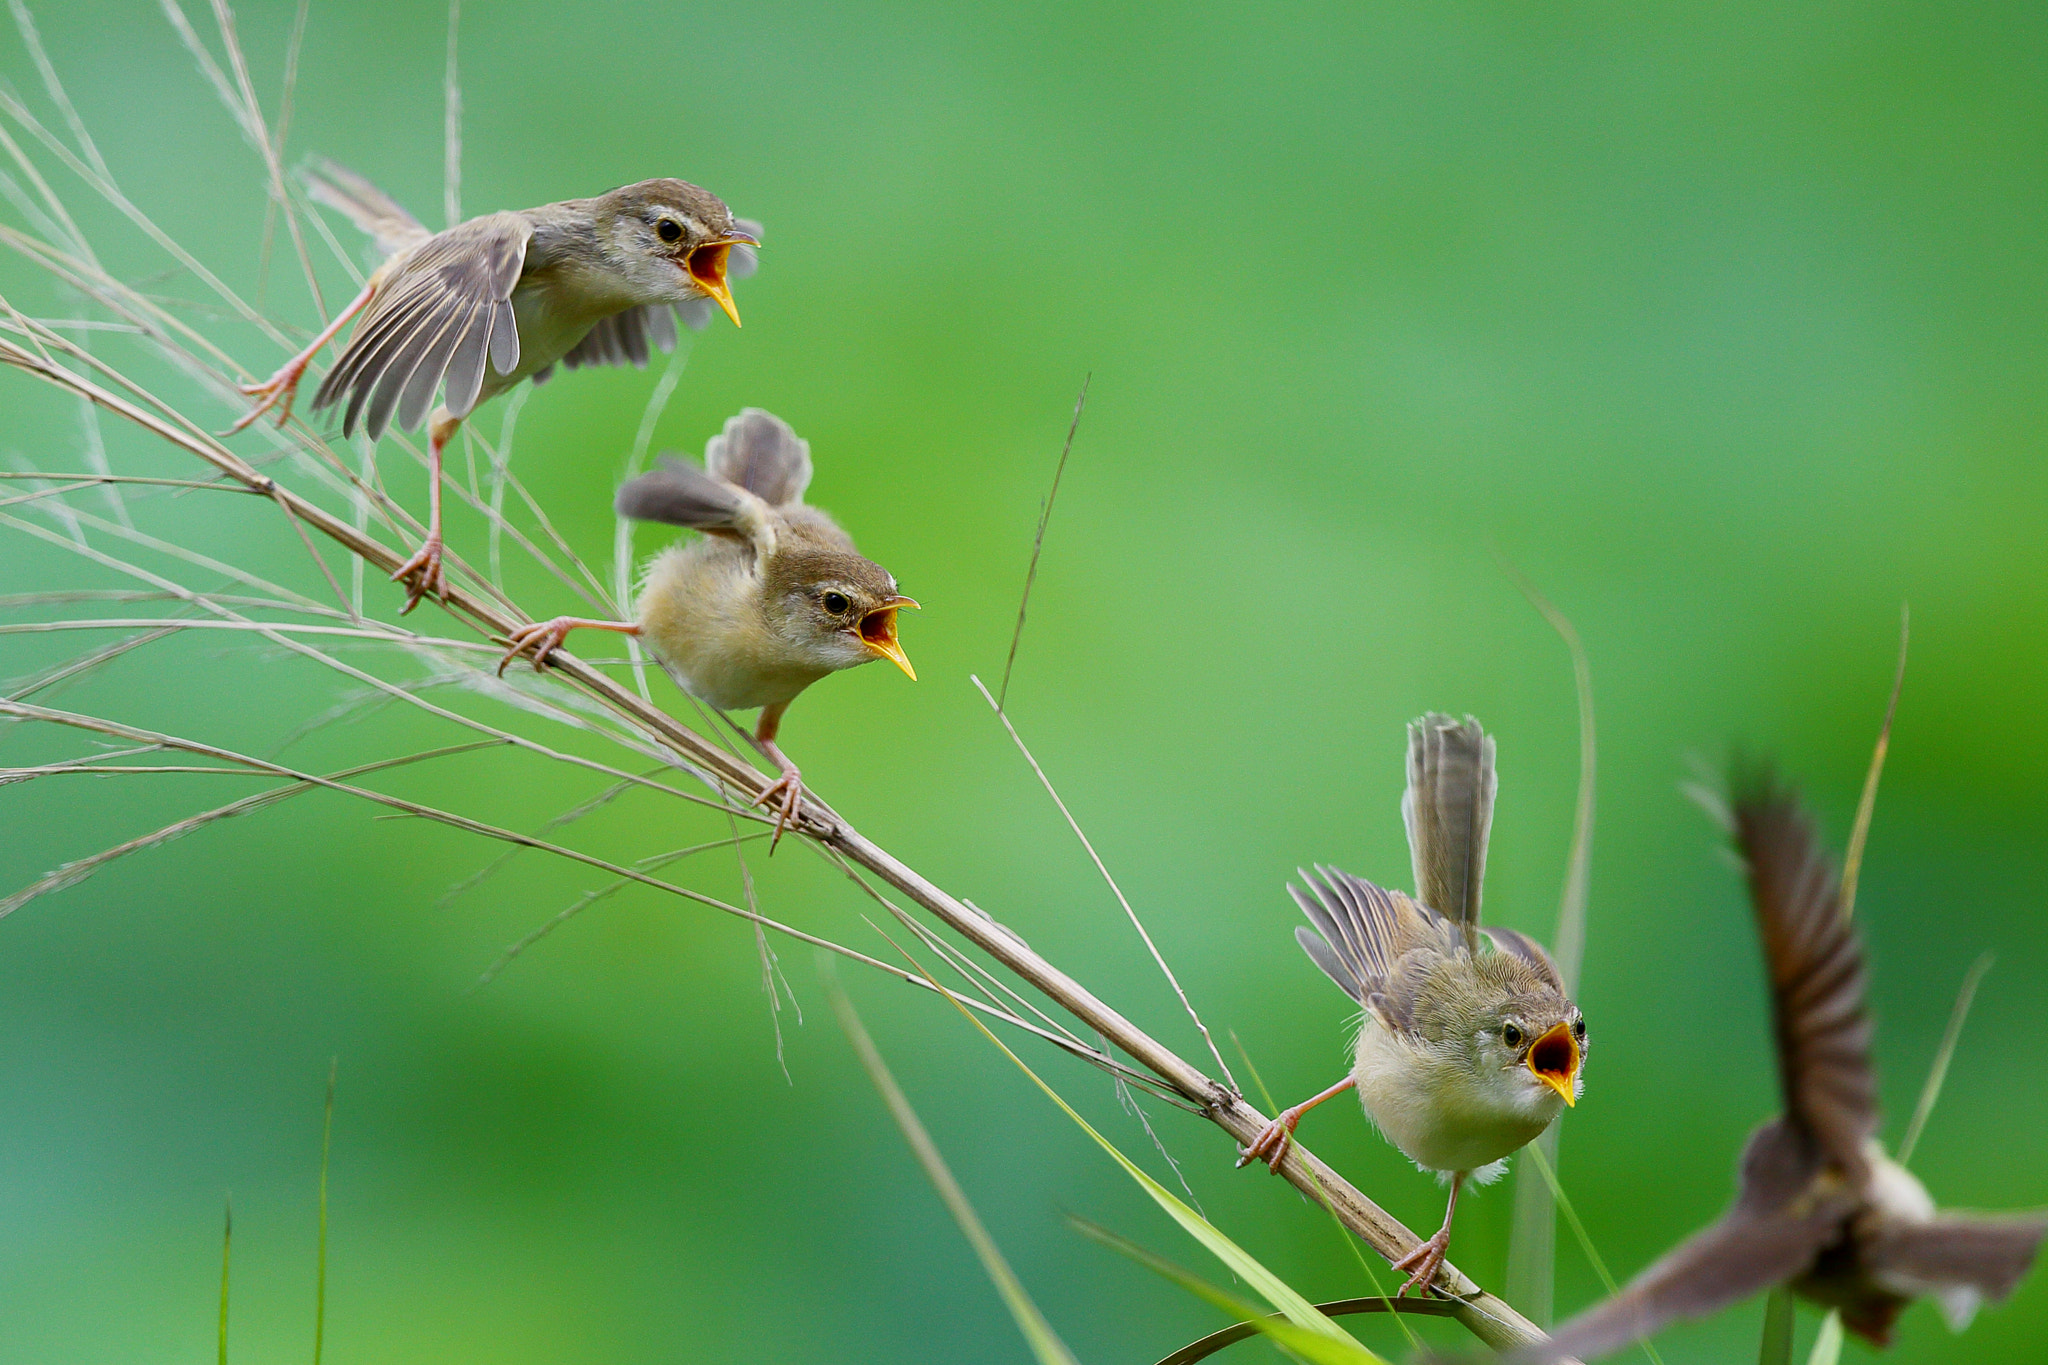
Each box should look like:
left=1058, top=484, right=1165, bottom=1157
left=0, top=332, right=1550, bottom=1351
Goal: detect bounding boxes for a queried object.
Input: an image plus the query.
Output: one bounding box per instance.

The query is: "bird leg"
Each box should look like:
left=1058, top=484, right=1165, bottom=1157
left=391, top=409, right=461, bottom=612
left=748, top=701, right=814, bottom=853
left=1235, top=1076, right=1356, bottom=1172
left=497, top=617, right=641, bottom=675
left=226, top=277, right=378, bottom=435
left=1390, top=1171, right=1465, bottom=1296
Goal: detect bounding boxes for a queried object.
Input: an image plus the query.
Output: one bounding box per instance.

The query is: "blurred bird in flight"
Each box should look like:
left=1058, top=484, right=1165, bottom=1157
left=1510, top=769, right=2046, bottom=1362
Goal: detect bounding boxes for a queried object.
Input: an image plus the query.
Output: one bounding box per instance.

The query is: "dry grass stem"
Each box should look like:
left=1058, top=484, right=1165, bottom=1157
left=0, top=22, right=1559, bottom=1350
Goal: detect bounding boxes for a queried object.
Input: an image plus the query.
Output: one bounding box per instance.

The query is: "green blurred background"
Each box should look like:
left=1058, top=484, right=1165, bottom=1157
left=3, top=1, right=2046, bottom=1360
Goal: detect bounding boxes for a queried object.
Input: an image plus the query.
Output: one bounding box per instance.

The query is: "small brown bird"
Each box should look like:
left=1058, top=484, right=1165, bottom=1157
left=231, top=160, right=760, bottom=610
left=1513, top=770, right=2047, bottom=1362
left=1239, top=715, right=1586, bottom=1297
left=497, top=408, right=915, bottom=846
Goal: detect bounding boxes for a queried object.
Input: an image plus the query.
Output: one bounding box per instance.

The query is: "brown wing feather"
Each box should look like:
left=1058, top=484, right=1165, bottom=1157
left=1517, top=1121, right=1847, bottom=1364
left=1731, top=772, right=1878, bottom=1183
left=1289, top=868, right=1457, bottom=1031
left=561, top=304, right=679, bottom=372
left=1522, top=1206, right=1843, bottom=1363
left=311, top=212, right=532, bottom=437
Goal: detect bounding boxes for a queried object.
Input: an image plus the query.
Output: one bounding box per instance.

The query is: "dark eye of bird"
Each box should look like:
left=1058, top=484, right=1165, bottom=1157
left=1573, top=1017, right=1586, bottom=1040
left=1502, top=1024, right=1523, bottom=1048
left=822, top=591, right=850, bottom=614
left=656, top=219, right=683, bottom=243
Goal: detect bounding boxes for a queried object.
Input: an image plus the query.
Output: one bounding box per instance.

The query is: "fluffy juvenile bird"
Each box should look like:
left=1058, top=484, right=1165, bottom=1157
left=231, top=160, right=761, bottom=610
left=497, top=408, right=915, bottom=847
left=1238, top=714, right=1586, bottom=1297
left=1511, top=771, right=2046, bottom=1362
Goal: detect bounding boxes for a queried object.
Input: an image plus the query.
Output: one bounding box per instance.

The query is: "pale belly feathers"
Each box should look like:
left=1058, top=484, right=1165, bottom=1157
left=1352, top=1017, right=1561, bottom=1175
left=633, top=540, right=826, bottom=712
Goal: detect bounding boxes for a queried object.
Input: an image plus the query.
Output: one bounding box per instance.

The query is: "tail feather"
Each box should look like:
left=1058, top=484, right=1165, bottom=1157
left=1403, top=713, right=1495, bottom=950
left=704, top=408, right=812, bottom=507
left=302, top=157, right=431, bottom=259
left=1871, top=1213, right=2048, bottom=1329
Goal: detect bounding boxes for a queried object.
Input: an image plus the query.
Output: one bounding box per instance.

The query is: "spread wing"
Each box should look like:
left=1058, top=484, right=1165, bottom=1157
left=311, top=211, right=531, bottom=438
left=1290, top=867, right=1456, bottom=1029
left=1517, top=1122, right=1849, bottom=1364
left=1403, top=713, right=1494, bottom=953
left=559, top=303, right=679, bottom=373
left=1731, top=772, right=1878, bottom=1183
left=1524, top=1208, right=1843, bottom=1362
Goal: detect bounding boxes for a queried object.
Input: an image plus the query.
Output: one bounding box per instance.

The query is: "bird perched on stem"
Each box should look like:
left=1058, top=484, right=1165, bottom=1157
left=1508, top=769, right=2046, bottom=1362
left=497, top=408, right=916, bottom=848
left=1238, top=715, right=1586, bottom=1297
left=230, top=159, right=760, bottom=610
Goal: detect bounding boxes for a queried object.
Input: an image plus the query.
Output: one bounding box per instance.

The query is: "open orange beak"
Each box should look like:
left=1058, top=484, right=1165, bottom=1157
left=1526, top=1021, right=1581, bottom=1107
left=686, top=241, right=745, bottom=327
left=857, top=596, right=919, bottom=680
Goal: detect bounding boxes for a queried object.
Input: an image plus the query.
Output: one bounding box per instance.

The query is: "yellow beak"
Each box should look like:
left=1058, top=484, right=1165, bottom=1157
left=858, top=596, right=919, bottom=680
left=1526, top=1020, right=1581, bottom=1108
left=687, top=242, right=743, bottom=327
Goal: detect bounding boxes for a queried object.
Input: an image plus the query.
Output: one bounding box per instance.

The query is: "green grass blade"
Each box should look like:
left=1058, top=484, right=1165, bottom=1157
left=218, top=1195, right=231, bottom=1365
left=1501, top=567, right=1597, bottom=1325
left=1899, top=951, right=1993, bottom=1166
left=1526, top=1144, right=1665, bottom=1365
left=1231, top=1031, right=1418, bottom=1353
left=1805, top=1311, right=1844, bottom=1365
left=314, top=1059, right=334, bottom=1365
left=1069, top=1216, right=1386, bottom=1365
left=827, top=974, right=1082, bottom=1365
left=1757, top=1288, right=1795, bottom=1365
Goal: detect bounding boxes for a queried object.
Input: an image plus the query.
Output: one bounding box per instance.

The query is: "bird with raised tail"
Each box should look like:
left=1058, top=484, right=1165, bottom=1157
left=230, top=159, right=761, bottom=610
left=497, top=408, right=916, bottom=848
left=1237, top=714, right=1586, bottom=1298
left=1507, top=769, right=2046, bottom=1363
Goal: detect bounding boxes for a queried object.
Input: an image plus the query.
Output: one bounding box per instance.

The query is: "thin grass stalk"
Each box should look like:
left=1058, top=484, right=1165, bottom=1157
left=1898, top=951, right=1993, bottom=1166
left=998, top=374, right=1086, bottom=709
left=443, top=0, right=461, bottom=229
left=1500, top=563, right=1597, bottom=1326
left=1841, top=605, right=1908, bottom=919
left=972, top=674, right=1239, bottom=1094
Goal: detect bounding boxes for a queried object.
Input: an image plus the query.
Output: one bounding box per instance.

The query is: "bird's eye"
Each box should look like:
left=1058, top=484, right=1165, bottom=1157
left=822, top=591, right=851, bottom=614
left=1502, top=1024, right=1523, bottom=1048
left=1572, top=1018, right=1586, bottom=1040
left=655, top=219, right=684, bottom=244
